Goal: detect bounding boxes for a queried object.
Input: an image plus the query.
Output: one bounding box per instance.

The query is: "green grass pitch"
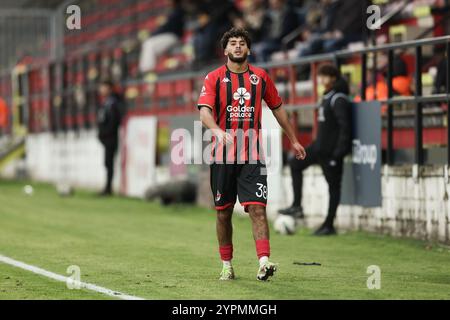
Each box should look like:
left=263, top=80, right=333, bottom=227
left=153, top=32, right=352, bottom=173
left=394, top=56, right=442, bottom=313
left=1, top=179, right=450, bottom=300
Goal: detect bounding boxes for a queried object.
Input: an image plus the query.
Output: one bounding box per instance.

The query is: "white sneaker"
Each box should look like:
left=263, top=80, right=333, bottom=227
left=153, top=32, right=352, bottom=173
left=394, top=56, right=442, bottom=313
left=257, top=261, right=277, bottom=281
left=219, top=265, right=235, bottom=280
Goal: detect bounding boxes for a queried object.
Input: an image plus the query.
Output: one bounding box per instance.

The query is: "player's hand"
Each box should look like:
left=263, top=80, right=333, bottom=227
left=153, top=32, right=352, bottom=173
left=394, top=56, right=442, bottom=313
left=214, top=129, right=234, bottom=145
left=292, top=142, right=306, bottom=160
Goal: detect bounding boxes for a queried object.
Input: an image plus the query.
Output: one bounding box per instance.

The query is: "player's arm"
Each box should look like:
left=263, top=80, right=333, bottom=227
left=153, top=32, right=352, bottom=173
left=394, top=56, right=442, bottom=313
left=272, top=107, right=306, bottom=160
left=263, top=74, right=306, bottom=160
left=197, top=73, right=229, bottom=141
left=199, top=106, right=233, bottom=145
left=197, top=74, right=233, bottom=145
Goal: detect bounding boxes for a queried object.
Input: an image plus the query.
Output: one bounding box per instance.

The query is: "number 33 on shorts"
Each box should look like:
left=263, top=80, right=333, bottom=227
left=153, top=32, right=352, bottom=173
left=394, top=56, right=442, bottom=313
left=256, top=183, right=267, bottom=199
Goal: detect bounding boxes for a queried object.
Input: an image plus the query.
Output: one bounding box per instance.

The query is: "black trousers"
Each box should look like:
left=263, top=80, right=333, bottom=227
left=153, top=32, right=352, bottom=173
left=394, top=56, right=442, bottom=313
left=103, top=142, right=118, bottom=192
left=289, top=144, right=343, bottom=227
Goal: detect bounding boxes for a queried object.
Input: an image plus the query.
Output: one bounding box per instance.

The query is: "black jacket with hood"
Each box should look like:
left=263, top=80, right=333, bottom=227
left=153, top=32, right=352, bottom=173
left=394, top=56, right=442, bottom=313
left=313, top=77, right=352, bottom=160
left=97, top=93, right=122, bottom=147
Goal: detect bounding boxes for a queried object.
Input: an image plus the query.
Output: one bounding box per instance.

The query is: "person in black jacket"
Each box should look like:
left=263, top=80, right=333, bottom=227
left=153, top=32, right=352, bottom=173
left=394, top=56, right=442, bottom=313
left=97, top=80, right=123, bottom=196
left=279, top=64, right=352, bottom=235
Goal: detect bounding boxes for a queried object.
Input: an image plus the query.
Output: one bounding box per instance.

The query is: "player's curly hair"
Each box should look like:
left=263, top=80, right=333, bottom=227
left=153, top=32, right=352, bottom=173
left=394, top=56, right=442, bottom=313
left=317, top=64, right=340, bottom=78
left=220, top=28, right=252, bottom=50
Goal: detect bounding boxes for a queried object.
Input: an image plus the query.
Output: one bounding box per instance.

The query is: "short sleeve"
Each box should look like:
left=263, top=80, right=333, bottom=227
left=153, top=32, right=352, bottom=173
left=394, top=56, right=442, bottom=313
left=197, top=73, right=216, bottom=110
left=263, top=74, right=282, bottom=110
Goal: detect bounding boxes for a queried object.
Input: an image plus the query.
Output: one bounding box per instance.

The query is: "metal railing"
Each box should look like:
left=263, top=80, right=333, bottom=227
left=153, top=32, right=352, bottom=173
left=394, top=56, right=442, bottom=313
left=257, top=35, right=450, bottom=167
left=3, top=34, right=450, bottom=166
left=181, top=35, right=450, bottom=167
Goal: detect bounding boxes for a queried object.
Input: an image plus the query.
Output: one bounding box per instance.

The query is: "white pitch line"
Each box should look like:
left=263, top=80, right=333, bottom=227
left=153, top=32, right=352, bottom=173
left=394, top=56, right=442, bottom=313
left=0, top=254, right=145, bottom=300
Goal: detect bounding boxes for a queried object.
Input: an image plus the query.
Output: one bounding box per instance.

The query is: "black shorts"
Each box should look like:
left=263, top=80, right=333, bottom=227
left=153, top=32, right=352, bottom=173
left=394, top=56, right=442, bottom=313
left=210, top=162, right=268, bottom=212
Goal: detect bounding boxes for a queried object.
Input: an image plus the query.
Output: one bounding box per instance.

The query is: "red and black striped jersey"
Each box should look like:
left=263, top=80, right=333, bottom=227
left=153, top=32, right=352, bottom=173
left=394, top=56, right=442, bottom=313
left=197, top=64, right=282, bottom=163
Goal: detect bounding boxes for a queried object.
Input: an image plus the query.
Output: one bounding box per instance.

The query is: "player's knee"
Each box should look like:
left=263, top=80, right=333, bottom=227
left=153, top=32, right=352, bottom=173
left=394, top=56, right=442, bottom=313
left=217, top=209, right=233, bottom=222
left=248, top=205, right=266, bottom=220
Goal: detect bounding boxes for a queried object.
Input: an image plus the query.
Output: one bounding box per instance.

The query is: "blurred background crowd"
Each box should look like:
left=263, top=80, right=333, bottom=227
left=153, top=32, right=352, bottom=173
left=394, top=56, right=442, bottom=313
left=0, top=0, right=449, bottom=159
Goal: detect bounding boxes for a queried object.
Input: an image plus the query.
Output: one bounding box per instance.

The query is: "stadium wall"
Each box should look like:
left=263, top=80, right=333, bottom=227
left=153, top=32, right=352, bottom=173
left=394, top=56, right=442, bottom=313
left=1, top=114, right=159, bottom=198
left=281, top=165, right=450, bottom=243
left=24, top=130, right=121, bottom=191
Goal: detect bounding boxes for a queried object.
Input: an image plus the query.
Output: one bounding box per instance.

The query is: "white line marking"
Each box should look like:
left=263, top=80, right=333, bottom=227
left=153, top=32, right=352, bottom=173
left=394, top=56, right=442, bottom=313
left=0, top=254, right=145, bottom=300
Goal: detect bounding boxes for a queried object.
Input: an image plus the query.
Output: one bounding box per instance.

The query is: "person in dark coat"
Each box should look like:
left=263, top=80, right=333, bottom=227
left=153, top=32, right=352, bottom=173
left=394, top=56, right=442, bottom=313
left=97, top=80, right=123, bottom=196
left=279, top=64, right=352, bottom=235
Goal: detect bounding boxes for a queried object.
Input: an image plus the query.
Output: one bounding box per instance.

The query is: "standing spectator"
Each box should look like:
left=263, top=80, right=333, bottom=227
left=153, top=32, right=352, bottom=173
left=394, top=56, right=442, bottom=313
left=279, top=64, right=352, bottom=236
left=139, top=0, right=186, bottom=73
left=252, top=0, right=299, bottom=62
left=97, top=80, right=123, bottom=196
